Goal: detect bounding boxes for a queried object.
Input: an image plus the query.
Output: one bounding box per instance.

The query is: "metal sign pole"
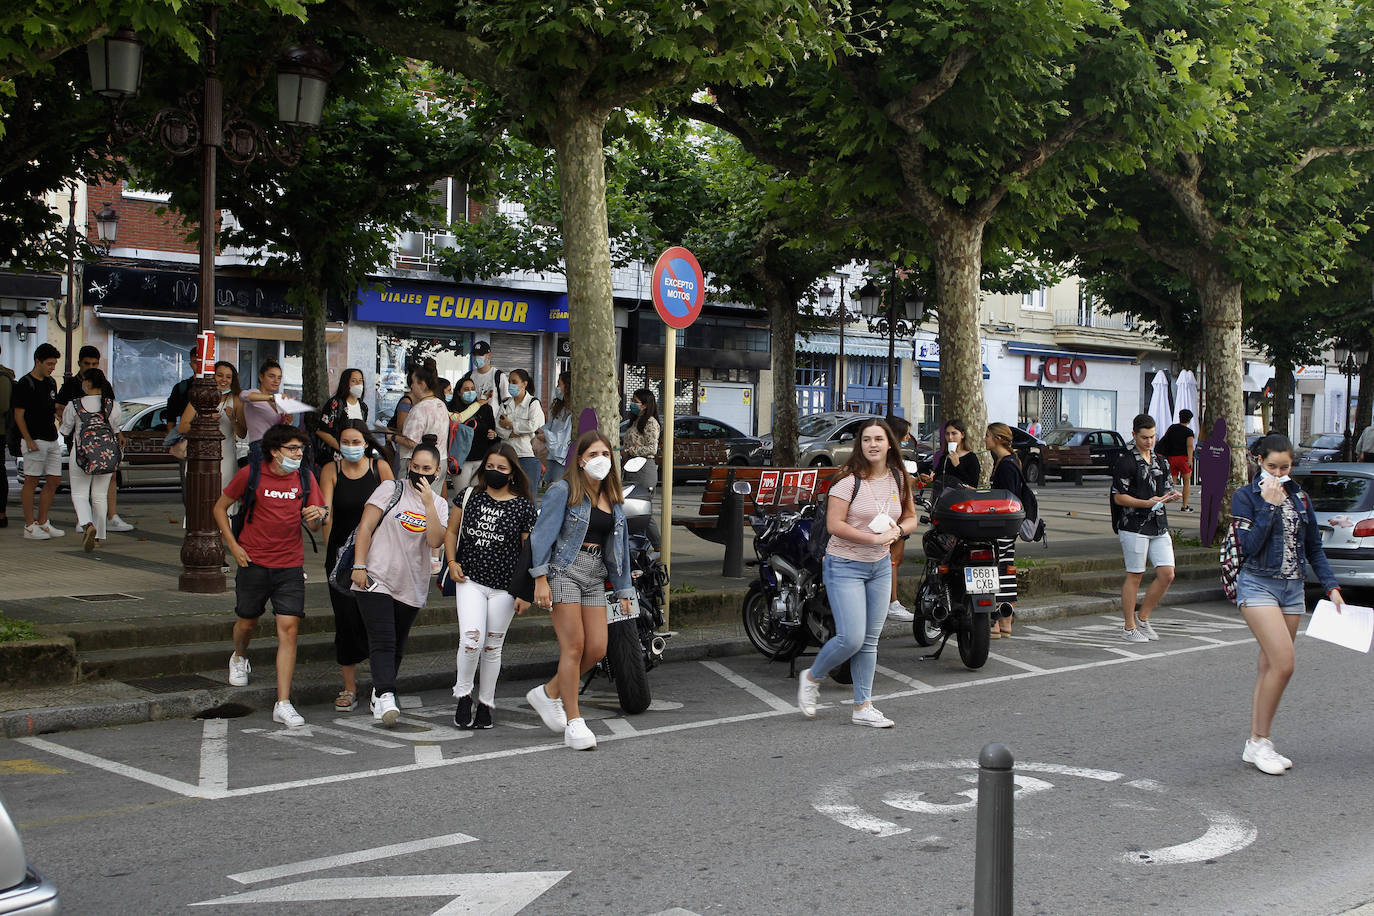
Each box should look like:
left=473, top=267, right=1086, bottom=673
left=661, top=326, right=677, bottom=630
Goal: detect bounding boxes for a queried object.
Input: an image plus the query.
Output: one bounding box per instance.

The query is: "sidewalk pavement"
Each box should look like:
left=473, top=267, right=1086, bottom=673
left=0, top=484, right=1224, bottom=737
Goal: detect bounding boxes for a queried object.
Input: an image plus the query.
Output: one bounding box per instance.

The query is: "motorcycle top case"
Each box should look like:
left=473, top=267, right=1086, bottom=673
left=930, top=487, right=1025, bottom=540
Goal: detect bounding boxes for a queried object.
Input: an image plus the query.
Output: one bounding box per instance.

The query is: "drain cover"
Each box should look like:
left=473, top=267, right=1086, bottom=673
left=71, top=593, right=141, bottom=602
left=123, top=674, right=222, bottom=693
left=194, top=703, right=254, bottom=720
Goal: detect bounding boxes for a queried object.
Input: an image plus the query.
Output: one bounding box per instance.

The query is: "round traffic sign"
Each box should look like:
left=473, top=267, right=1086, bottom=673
left=651, top=247, right=705, bottom=329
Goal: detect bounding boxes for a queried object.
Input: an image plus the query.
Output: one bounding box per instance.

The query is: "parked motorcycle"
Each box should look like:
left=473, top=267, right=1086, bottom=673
left=582, top=457, right=669, bottom=713
left=736, top=480, right=852, bottom=683
left=911, top=485, right=1024, bottom=669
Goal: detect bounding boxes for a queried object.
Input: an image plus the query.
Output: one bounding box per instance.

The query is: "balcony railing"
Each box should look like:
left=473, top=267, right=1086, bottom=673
left=392, top=230, right=458, bottom=271
left=1053, top=310, right=1136, bottom=331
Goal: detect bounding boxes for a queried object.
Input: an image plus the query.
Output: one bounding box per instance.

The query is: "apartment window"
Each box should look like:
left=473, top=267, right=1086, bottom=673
left=1077, top=284, right=1095, bottom=326
left=1021, top=287, right=1048, bottom=312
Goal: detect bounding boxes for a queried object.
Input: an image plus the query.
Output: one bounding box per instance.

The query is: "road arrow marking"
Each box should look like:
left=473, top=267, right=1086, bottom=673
left=191, top=871, right=569, bottom=913
left=228, top=832, right=479, bottom=884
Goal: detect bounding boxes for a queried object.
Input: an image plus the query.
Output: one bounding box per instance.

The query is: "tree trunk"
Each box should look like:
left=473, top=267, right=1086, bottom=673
left=1194, top=260, right=1246, bottom=531
left=548, top=107, right=618, bottom=449
left=932, top=216, right=990, bottom=485
left=1270, top=355, right=1293, bottom=437
left=297, top=273, right=330, bottom=409
left=764, top=276, right=800, bottom=468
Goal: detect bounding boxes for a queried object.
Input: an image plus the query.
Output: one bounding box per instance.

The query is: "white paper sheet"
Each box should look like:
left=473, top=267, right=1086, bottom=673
left=1305, top=599, right=1374, bottom=653
left=272, top=396, right=316, bottom=415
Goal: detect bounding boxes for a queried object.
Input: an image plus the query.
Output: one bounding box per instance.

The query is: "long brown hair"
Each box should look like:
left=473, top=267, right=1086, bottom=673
left=483, top=441, right=533, bottom=503
left=834, top=417, right=910, bottom=505
left=563, top=429, right=624, bottom=506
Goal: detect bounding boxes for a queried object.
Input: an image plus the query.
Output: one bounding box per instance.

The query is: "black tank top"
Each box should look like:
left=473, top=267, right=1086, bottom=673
left=584, top=505, right=614, bottom=545
left=327, top=459, right=380, bottom=562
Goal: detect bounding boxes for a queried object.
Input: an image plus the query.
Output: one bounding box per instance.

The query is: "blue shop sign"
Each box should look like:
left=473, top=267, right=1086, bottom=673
left=355, top=281, right=569, bottom=333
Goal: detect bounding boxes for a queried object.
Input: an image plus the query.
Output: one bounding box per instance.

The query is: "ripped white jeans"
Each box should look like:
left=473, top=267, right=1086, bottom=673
left=452, top=579, right=517, bottom=707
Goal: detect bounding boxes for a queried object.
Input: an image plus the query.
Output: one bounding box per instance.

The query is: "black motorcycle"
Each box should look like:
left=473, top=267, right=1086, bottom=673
left=583, top=458, right=669, bottom=713
left=736, top=480, right=851, bottom=683
left=911, top=485, right=1024, bottom=670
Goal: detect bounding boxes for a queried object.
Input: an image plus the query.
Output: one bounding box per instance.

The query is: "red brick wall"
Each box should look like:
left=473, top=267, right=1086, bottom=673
left=85, top=177, right=212, bottom=256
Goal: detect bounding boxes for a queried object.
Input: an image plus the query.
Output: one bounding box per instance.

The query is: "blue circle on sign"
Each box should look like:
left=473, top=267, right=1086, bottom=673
left=657, top=258, right=698, bottom=317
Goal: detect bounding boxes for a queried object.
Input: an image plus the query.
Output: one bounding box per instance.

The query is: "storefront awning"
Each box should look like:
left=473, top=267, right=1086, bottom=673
left=918, top=360, right=989, bottom=379
left=94, top=307, right=344, bottom=342
left=0, top=271, right=62, bottom=302
left=1006, top=341, right=1137, bottom=363
left=797, top=332, right=912, bottom=359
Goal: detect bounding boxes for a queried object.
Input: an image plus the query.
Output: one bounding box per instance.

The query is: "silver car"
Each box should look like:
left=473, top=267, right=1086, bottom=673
left=1294, top=463, right=1374, bottom=590
left=0, top=795, right=58, bottom=914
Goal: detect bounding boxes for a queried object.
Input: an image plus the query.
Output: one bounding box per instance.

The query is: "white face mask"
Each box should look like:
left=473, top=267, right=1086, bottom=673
left=583, top=455, right=612, bottom=481
left=349, top=384, right=363, bottom=399
left=1260, top=470, right=1292, bottom=485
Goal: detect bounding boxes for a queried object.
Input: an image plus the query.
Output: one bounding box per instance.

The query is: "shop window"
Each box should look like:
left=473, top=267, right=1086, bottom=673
left=795, top=353, right=835, bottom=414
left=111, top=332, right=195, bottom=401
left=846, top=357, right=899, bottom=417
left=1060, top=387, right=1117, bottom=430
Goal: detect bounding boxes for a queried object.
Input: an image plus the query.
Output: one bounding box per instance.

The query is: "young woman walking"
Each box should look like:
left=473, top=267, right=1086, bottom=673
left=392, top=364, right=449, bottom=492
left=59, top=367, right=122, bottom=551
left=315, top=368, right=369, bottom=468
left=497, top=369, right=545, bottom=489
left=621, top=388, right=661, bottom=493
left=320, top=421, right=393, bottom=712
left=242, top=361, right=291, bottom=459
left=526, top=430, right=636, bottom=750
left=985, top=422, right=1023, bottom=638
left=444, top=443, right=538, bottom=729
left=349, top=435, right=449, bottom=726
left=797, top=418, right=917, bottom=727
left=1232, top=434, right=1344, bottom=775
left=451, top=376, right=499, bottom=490
left=540, top=371, right=574, bottom=491
left=177, top=361, right=247, bottom=493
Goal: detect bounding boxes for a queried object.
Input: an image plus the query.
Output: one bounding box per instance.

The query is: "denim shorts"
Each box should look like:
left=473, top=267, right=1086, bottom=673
left=1235, top=569, right=1306, bottom=615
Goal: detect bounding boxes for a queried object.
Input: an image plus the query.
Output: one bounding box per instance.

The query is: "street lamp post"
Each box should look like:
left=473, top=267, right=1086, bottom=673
left=857, top=267, right=922, bottom=419
left=88, top=12, right=330, bottom=592
left=1333, top=341, right=1368, bottom=461
left=817, top=274, right=851, bottom=410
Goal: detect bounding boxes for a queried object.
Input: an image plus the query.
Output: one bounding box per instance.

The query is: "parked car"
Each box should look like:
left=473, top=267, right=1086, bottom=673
left=1292, top=463, right=1374, bottom=591
left=1010, top=427, right=1046, bottom=484
left=118, top=398, right=245, bottom=489
left=1296, top=432, right=1345, bottom=466
left=621, top=414, right=766, bottom=483
left=0, top=794, right=59, bottom=914
left=1040, top=427, right=1130, bottom=481
left=760, top=412, right=930, bottom=471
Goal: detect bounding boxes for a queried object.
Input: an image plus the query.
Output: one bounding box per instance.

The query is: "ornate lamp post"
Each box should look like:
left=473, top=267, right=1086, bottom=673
left=88, top=13, right=330, bottom=592
left=857, top=268, right=922, bottom=418
left=817, top=274, right=853, bottom=410
left=93, top=203, right=120, bottom=251
left=1333, top=340, right=1368, bottom=461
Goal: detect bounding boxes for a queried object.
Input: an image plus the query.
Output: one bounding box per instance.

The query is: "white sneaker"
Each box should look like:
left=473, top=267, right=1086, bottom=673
left=38, top=522, right=64, bottom=538
left=106, top=515, right=135, bottom=533
left=370, top=690, right=401, bottom=726
left=1243, top=737, right=1292, bottom=773
left=564, top=717, right=597, bottom=750
left=272, top=700, right=305, bottom=728
left=1136, top=619, right=1160, bottom=641
left=228, top=653, right=250, bottom=686
left=851, top=704, right=895, bottom=728
left=887, top=600, right=916, bottom=622
left=22, top=524, right=50, bottom=541
left=525, top=685, right=567, bottom=732
left=797, top=668, right=820, bottom=718
left=1120, top=628, right=1149, bottom=644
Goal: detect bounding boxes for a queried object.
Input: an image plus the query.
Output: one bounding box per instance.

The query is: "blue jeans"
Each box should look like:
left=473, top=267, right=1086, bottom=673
left=519, top=456, right=543, bottom=493
left=813, top=555, right=891, bottom=705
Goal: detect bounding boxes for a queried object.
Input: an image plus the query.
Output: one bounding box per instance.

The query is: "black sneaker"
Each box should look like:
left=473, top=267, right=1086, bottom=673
left=473, top=703, right=493, bottom=729
left=454, top=694, right=475, bottom=729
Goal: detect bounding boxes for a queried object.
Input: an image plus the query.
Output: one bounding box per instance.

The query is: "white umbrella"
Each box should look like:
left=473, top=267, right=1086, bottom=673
left=1148, top=370, right=1173, bottom=431
left=1175, top=369, right=1199, bottom=438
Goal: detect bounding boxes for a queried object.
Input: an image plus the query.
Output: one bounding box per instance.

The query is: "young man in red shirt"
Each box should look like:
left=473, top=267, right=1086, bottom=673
left=214, top=423, right=327, bottom=727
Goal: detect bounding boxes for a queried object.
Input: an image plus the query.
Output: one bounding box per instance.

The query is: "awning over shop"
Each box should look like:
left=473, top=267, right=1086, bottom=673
left=93, top=307, right=345, bottom=342
left=918, top=359, right=989, bottom=379
left=0, top=271, right=62, bottom=302
left=797, top=332, right=913, bottom=359
left=1005, top=341, right=1137, bottom=363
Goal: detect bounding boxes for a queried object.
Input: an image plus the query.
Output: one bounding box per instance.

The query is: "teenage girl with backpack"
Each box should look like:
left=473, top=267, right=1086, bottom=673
left=320, top=420, right=393, bottom=712
left=497, top=369, right=545, bottom=489
left=443, top=442, right=538, bottom=729
left=59, top=367, right=122, bottom=551
left=985, top=422, right=1022, bottom=637
left=796, top=417, right=917, bottom=728
left=1232, top=434, right=1344, bottom=775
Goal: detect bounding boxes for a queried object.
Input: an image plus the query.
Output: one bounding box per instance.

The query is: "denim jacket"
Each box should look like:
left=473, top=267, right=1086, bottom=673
left=1231, top=478, right=1338, bottom=592
left=529, top=480, right=635, bottom=598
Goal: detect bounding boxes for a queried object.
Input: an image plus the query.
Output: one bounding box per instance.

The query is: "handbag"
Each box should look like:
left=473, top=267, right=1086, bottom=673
left=532, top=427, right=549, bottom=461
left=437, top=486, right=474, bottom=597
left=329, top=480, right=405, bottom=594
left=506, top=537, right=536, bottom=605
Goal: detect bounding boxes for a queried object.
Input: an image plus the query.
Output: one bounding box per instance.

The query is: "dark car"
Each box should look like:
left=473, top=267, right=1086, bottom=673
left=1010, top=427, right=1046, bottom=484
left=1296, top=432, right=1345, bottom=466
left=1040, top=427, right=1130, bottom=480
left=622, top=414, right=766, bottom=483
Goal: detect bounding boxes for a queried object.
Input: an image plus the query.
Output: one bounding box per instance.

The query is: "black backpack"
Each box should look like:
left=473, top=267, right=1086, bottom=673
left=230, top=456, right=313, bottom=540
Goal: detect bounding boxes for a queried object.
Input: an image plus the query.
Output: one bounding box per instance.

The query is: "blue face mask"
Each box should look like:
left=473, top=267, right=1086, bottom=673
left=508, top=384, right=521, bottom=398
left=279, top=456, right=302, bottom=472
left=629, top=404, right=641, bottom=415
left=460, top=390, right=476, bottom=404
left=340, top=444, right=366, bottom=462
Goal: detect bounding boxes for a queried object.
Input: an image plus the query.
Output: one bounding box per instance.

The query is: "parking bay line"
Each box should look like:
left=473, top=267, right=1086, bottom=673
left=19, top=637, right=1255, bottom=801
left=227, top=831, right=478, bottom=884
left=698, top=660, right=795, bottom=712
left=985, top=652, right=1045, bottom=673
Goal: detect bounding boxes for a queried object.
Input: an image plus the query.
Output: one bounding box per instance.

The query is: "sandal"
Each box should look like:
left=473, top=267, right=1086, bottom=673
left=334, top=689, right=357, bottom=712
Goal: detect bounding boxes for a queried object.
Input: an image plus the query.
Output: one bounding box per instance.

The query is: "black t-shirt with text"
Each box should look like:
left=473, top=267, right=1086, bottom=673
left=453, top=489, right=538, bottom=593
left=13, top=373, right=58, bottom=441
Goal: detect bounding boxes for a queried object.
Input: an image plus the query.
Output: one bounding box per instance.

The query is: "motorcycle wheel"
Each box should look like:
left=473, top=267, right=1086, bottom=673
left=607, top=618, right=651, bottom=714
left=956, top=614, right=991, bottom=670
left=742, top=584, right=805, bottom=660
left=913, top=616, right=942, bottom=647
left=830, top=660, right=853, bottom=685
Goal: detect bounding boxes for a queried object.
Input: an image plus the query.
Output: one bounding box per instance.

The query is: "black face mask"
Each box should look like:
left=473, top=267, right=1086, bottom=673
left=483, top=469, right=511, bottom=490
left=408, top=471, right=437, bottom=489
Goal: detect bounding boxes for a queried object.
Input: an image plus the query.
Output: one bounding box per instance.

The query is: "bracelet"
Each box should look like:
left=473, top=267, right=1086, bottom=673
left=352, top=564, right=367, bottom=570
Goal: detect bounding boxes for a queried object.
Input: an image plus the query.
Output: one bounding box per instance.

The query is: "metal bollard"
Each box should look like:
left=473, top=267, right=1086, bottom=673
left=721, top=477, right=745, bottom=578
left=974, top=742, right=1014, bottom=916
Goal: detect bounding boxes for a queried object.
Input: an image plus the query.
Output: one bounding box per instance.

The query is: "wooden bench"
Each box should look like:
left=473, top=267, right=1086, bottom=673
left=674, top=465, right=841, bottom=546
